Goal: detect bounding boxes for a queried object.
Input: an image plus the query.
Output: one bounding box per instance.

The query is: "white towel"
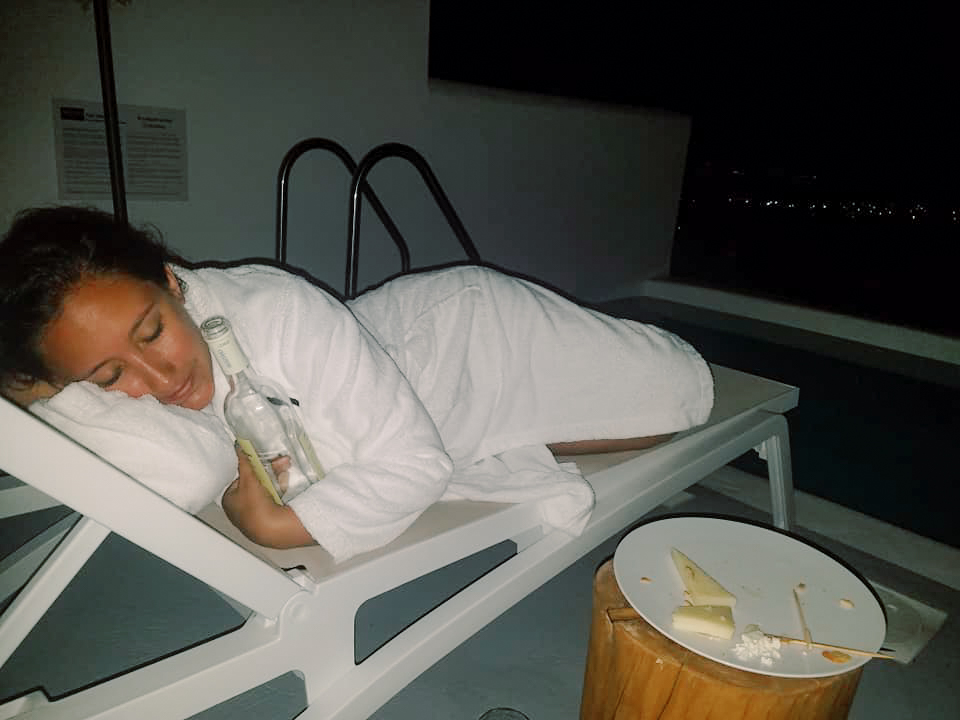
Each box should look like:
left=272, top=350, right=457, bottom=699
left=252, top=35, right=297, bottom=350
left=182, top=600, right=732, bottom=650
left=30, top=382, right=236, bottom=513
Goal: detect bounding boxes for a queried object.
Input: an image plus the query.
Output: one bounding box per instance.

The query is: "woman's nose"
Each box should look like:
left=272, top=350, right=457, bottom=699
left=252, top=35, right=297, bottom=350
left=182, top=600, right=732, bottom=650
left=137, top=354, right=180, bottom=396
left=116, top=371, right=154, bottom=399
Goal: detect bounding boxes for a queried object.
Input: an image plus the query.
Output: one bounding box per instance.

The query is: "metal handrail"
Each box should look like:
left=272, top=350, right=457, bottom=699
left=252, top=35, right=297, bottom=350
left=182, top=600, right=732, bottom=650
left=346, top=143, right=482, bottom=299
left=275, top=138, right=409, bottom=270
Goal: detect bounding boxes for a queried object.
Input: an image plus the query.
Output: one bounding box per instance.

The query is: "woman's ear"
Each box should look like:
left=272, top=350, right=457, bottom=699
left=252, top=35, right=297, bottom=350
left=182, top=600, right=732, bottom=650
left=164, top=265, right=184, bottom=302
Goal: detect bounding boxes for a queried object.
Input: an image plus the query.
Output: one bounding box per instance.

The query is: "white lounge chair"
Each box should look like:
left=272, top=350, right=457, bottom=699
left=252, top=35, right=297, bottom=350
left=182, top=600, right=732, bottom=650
left=0, top=363, right=796, bottom=719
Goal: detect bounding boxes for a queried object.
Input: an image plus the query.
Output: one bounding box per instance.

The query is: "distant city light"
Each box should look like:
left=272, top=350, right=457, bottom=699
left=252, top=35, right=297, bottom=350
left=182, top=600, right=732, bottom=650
left=695, top=191, right=956, bottom=226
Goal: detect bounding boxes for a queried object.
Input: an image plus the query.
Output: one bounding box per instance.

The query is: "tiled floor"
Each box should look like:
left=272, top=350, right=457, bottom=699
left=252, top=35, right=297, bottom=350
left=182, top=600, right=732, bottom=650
left=368, top=486, right=959, bottom=720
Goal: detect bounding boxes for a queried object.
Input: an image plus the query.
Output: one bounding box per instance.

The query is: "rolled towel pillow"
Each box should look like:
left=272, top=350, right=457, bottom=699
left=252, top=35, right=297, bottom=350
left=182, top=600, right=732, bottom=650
left=31, top=382, right=237, bottom=513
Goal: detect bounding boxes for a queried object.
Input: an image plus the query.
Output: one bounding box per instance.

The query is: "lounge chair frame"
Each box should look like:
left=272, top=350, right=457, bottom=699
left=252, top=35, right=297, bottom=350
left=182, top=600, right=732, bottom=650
left=0, top=363, right=795, bottom=719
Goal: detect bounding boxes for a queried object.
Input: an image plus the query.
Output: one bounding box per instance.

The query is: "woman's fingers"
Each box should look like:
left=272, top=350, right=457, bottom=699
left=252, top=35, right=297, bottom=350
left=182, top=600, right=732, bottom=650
left=271, top=456, right=291, bottom=494
left=231, top=445, right=271, bottom=495
left=232, top=445, right=291, bottom=496
left=232, top=445, right=254, bottom=486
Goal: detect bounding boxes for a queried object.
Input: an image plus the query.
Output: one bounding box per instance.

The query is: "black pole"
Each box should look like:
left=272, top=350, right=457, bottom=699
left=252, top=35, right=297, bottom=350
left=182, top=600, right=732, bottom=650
left=93, top=0, right=127, bottom=223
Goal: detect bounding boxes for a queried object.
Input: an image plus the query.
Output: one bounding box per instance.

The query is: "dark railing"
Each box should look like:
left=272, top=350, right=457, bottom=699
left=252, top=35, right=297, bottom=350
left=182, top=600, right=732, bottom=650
left=346, top=143, right=481, bottom=299
left=275, top=138, right=409, bottom=270
left=93, top=0, right=127, bottom=223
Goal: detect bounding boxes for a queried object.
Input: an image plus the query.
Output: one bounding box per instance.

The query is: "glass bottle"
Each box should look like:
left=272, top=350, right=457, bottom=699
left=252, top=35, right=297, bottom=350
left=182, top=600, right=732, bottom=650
left=200, top=316, right=324, bottom=504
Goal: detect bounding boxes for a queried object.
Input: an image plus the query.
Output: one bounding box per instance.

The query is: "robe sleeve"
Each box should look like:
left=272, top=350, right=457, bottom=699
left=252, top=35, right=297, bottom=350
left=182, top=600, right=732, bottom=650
left=235, top=270, right=454, bottom=563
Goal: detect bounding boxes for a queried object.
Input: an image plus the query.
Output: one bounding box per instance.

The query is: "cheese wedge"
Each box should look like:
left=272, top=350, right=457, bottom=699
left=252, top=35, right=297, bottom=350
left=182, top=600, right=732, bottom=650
left=670, top=548, right=737, bottom=607
left=671, top=604, right=735, bottom=640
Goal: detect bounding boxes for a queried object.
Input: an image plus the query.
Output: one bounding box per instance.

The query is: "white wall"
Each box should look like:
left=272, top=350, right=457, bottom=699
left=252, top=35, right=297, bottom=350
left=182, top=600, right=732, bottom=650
left=0, top=0, right=691, bottom=301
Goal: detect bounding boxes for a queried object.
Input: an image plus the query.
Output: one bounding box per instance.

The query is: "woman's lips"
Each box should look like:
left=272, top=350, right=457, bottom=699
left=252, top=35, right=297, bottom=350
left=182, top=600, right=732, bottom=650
left=163, top=375, right=193, bottom=406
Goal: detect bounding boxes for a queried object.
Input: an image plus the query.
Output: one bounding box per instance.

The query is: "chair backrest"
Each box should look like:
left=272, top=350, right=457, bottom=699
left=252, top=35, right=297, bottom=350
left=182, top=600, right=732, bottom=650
left=0, top=397, right=301, bottom=619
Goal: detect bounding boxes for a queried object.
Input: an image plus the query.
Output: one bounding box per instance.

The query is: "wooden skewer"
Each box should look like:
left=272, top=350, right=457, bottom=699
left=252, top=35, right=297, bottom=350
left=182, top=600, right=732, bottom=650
left=766, top=633, right=896, bottom=660
left=785, top=588, right=891, bottom=660
left=792, top=588, right=813, bottom=649
left=607, top=606, right=642, bottom=622
left=607, top=606, right=894, bottom=661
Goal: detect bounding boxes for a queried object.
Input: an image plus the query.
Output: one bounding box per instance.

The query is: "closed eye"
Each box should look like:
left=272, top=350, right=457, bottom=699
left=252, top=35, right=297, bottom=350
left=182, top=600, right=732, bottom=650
left=143, top=320, right=164, bottom=342
left=96, top=367, right=123, bottom=388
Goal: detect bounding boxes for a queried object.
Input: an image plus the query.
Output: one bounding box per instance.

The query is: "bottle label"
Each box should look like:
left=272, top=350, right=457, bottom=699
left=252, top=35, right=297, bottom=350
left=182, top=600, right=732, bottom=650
left=298, top=431, right=326, bottom=480
left=201, top=317, right=250, bottom=375
left=208, top=337, right=249, bottom=375
left=236, top=438, right=284, bottom=506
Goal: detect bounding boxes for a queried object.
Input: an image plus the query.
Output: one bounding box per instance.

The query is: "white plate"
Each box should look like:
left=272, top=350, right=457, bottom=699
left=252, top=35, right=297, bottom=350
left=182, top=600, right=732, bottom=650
left=613, top=516, right=886, bottom=678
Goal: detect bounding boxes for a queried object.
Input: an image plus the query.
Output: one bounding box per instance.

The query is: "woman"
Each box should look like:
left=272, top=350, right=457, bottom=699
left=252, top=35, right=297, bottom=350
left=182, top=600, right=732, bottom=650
left=0, top=206, right=713, bottom=561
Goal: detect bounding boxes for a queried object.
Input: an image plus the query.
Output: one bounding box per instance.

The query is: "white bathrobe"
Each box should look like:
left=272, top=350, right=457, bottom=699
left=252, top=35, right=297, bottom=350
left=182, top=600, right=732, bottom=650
left=33, top=263, right=714, bottom=562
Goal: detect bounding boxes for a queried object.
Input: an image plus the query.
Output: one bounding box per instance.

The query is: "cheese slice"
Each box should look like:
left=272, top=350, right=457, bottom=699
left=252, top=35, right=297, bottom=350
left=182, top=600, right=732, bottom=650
left=671, top=604, right=735, bottom=640
left=670, top=547, right=737, bottom=607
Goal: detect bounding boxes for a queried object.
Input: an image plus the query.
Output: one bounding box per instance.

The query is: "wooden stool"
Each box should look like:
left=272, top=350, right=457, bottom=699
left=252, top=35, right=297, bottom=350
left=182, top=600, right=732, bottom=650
left=580, top=560, right=864, bottom=720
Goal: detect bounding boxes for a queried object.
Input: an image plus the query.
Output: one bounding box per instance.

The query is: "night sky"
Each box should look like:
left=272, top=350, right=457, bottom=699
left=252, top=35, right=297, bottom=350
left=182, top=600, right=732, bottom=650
left=429, top=3, right=955, bottom=201
left=429, top=3, right=956, bottom=334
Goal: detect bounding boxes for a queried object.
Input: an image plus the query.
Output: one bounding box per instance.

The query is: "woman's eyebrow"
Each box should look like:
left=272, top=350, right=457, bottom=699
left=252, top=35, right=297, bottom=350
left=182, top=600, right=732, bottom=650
left=81, top=302, right=156, bottom=379
left=128, top=302, right=157, bottom=338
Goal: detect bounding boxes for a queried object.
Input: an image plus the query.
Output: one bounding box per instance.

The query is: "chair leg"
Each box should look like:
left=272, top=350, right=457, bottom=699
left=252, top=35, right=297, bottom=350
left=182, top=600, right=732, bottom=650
left=0, top=516, right=108, bottom=670
left=0, top=512, right=78, bottom=605
left=0, top=482, right=61, bottom=520
left=761, top=415, right=795, bottom=531
left=0, top=613, right=293, bottom=720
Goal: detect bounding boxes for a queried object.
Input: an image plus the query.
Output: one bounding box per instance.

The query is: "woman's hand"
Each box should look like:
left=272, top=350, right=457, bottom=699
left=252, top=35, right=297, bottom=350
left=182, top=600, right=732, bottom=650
left=222, top=446, right=316, bottom=549
left=273, top=455, right=291, bottom=494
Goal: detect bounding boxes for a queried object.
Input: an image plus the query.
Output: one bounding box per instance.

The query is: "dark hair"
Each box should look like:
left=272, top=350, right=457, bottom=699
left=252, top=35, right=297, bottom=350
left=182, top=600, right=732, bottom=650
left=0, top=205, right=175, bottom=391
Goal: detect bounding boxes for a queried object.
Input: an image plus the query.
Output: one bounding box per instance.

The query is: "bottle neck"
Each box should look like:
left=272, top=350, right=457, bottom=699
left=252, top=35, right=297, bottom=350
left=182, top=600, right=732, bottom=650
left=203, top=320, right=251, bottom=377
left=226, top=366, right=254, bottom=390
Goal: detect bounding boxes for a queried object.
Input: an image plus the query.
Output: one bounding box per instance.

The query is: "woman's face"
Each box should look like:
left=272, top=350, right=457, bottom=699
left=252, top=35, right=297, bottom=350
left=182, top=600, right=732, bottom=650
left=39, top=267, right=215, bottom=410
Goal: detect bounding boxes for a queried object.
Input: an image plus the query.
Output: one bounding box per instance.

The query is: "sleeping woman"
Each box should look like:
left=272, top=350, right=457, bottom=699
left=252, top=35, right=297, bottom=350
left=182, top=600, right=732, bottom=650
left=0, top=206, right=714, bottom=562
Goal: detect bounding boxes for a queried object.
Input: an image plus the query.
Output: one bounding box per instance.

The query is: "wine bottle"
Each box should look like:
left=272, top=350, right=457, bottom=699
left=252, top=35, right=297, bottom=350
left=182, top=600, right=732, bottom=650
left=200, top=316, right=324, bottom=504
